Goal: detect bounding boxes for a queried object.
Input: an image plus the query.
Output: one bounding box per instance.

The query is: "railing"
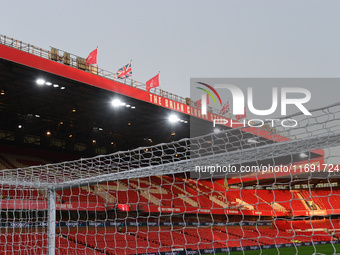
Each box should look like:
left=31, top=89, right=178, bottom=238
left=0, top=34, right=224, bottom=116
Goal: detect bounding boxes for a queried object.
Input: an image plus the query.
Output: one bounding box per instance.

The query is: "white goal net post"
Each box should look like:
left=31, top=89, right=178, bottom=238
left=1, top=102, right=340, bottom=254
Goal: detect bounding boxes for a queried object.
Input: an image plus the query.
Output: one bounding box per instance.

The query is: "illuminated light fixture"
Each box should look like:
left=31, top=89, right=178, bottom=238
left=168, top=114, right=180, bottom=123
left=92, top=140, right=96, bottom=144
left=0, top=90, right=5, bottom=95
left=247, top=138, right=259, bottom=144
left=184, top=121, right=188, bottom=124
left=214, top=128, right=221, bottom=133
left=46, top=131, right=51, bottom=136
left=171, top=131, right=176, bottom=136
left=53, top=84, right=59, bottom=88
left=145, top=148, right=149, bottom=152
left=35, top=115, right=40, bottom=118
left=111, top=99, right=120, bottom=107
left=36, top=79, right=45, bottom=85
left=111, top=142, right=114, bottom=145
left=131, top=106, right=135, bottom=109
left=18, top=125, right=22, bottom=129
left=45, top=82, right=52, bottom=86
left=69, top=134, right=73, bottom=138
left=60, top=86, right=66, bottom=90
left=111, top=99, right=126, bottom=107
left=72, top=108, right=76, bottom=112
left=144, top=138, right=153, bottom=143
left=128, top=122, right=131, bottom=126
left=126, top=105, right=131, bottom=107
left=98, top=128, right=103, bottom=131
left=299, top=152, right=308, bottom=158
left=60, top=121, right=63, bottom=125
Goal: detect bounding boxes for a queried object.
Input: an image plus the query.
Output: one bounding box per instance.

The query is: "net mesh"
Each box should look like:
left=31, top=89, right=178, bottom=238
left=1, top=103, right=340, bottom=254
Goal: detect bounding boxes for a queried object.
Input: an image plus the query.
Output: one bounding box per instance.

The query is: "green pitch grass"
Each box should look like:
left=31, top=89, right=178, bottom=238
left=213, top=243, right=340, bottom=255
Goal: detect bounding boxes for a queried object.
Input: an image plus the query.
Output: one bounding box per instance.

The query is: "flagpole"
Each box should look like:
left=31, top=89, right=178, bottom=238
left=96, top=46, right=98, bottom=66
left=158, top=71, right=160, bottom=90
left=130, top=59, right=132, bottom=79
left=154, top=71, right=160, bottom=94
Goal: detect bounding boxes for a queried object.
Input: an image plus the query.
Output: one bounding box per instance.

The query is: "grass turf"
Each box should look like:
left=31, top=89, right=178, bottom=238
left=212, top=243, right=340, bottom=255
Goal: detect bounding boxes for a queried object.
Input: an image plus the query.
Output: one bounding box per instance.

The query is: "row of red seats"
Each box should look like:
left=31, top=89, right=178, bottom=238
left=0, top=232, right=102, bottom=255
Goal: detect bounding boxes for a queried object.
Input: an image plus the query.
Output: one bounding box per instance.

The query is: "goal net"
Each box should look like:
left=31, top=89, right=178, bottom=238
left=1, top=102, right=340, bottom=255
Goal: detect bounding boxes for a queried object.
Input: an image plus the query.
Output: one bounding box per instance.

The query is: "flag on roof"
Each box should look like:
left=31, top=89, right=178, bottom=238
left=86, top=48, right=97, bottom=65
left=117, top=61, right=132, bottom=79
left=146, top=73, right=160, bottom=92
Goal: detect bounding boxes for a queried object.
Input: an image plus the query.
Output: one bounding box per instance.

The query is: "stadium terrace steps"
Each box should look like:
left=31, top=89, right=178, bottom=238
left=160, top=176, right=198, bottom=207
left=299, top=189, right=339, bottom=211
left=92, top=184, right=117, bottom=204
left=150, top=176, right=194, bottom=207
left=296, top=191, right=314, bottom=210
left=184, top=181, right=224, bottom=208
left=124, top=178, right=161, bottom=206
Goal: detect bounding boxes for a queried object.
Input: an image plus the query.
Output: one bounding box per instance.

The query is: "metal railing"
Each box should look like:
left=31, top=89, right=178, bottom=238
left=0, top=34, right=224, bottom=114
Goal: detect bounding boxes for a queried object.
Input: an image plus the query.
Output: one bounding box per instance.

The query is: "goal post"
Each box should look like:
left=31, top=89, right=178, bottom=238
left=47, top=187, right=56, bottom=255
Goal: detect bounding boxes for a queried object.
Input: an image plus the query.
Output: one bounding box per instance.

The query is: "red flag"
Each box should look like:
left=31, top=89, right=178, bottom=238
left=236, top=107, right=247, bottom=120
left=86, top=48, right=97, bottom=65
left=146, top=73, right=160, bottom=92
left=196, top=94, right=210, bottom=108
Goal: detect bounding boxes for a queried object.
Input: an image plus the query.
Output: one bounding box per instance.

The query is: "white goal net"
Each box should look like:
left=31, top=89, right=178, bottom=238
left=1, top=102, right=340, bottom=255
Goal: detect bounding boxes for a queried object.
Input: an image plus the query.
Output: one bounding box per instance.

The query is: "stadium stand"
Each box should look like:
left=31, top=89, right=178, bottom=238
left=2, top=35, right=340, bottom=255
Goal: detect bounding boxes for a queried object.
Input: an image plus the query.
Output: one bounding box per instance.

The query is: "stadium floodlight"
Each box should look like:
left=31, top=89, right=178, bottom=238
left=247, top=138, right=259, bottom=144
left=111, top=99, right=121, bottom=107
left=168, top=114, right=180, bottom=123
left=53, top=84, right=59, bottom=88
left=214, top=128, right=221, bottom=133
left=111, top=99, right=126, bottom=107
left=45, top=82, right=52, bottom=86
left=36, top=78, right=45, bottom=85
left=299, top=152, right=308, bottom=158
left=60, top=86, right=66, bottom=90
